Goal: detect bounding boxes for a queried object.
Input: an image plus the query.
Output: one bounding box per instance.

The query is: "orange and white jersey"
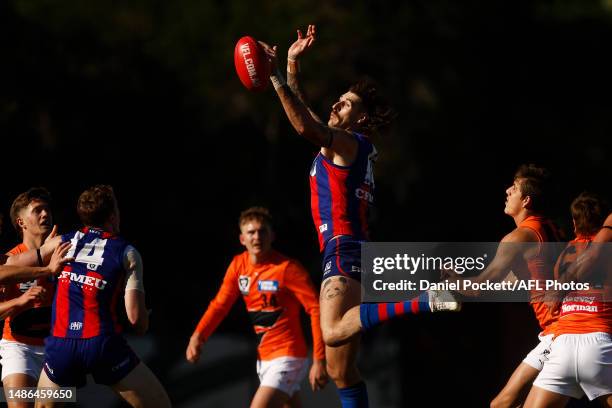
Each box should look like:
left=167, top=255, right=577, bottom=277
left=2, top=243, right=55, bottom=346
left=518, top=215, right=561, bottom=335
left=554, top=236, right=612, bottom=336
left=193, top=250, right=325, bottom=361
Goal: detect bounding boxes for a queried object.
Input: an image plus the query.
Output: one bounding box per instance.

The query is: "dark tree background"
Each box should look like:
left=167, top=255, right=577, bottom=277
left=0, top=1, right=610, bottom=406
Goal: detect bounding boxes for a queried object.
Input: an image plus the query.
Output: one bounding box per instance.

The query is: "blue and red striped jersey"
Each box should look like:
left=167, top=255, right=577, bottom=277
left=51, top=228, right=130, bottom=338
left=309, top=132, right=377, bottom=251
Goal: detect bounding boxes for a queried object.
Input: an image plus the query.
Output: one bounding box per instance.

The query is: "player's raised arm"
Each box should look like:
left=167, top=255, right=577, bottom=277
left=286, top=25, right=322, bottom=124
left=259, top=40, right=360, bottom=165
left=123, top=245, right=148, bottom=335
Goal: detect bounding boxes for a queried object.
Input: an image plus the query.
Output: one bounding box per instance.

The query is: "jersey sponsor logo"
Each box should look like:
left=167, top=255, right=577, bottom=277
left=257, top=280, right=279, bottom=293
left=69, top=321, right=83, bottom=331
left=351, top=265, right=361, bottom=273
left=319, top=223, right=328, bottom=233
left=59, top=271, right=108, bottom=290
left=238, top=275, right=251, bottom=295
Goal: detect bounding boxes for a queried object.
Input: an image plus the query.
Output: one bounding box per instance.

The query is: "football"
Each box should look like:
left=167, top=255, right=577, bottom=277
left=234, top=36, right=270, bottom=92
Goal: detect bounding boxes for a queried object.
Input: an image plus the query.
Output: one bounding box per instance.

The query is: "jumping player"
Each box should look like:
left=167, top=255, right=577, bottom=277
left=31, top=185, right=170, bottom=408
left=524, top=194, right=612, bottom=407
left=186, top=207, right=328, bottom=408
left=0, top=188, right=57, bottom=408
left=260, top=25, right=459, bottom=407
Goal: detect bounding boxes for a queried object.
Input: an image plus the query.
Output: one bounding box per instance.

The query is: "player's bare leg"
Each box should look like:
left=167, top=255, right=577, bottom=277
left=284, top=391, right=302, bottom=408
left=325, top=336, right=362, bottom=389
left=491, top=362, right=540, bottom=408
left=33, top=369, right=62, bottom=408
left=3, top=373, right=37, bottom=408
left=319, top=276, right=362, bottom=347
left=523, top=386, right=570, bottom=408
left=250, top=386, right=291, bottom=408
left=111, top=362, right=171, bottom=408
left=320, top=276, right=363, bottom=387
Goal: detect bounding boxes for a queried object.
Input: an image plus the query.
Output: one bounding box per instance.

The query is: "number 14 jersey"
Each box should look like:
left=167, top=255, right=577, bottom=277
left=52, top=228, right=130, bottom=339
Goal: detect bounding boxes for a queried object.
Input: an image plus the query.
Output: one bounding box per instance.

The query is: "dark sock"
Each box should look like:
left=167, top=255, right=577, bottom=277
left=337, top=381, right=369, bottom=408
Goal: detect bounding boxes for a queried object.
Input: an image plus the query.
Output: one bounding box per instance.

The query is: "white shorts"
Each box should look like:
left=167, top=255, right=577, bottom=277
left=533, top=332, right=612, bottom=400
left=0, top=339, right=45, bottom=381
left=523, top=333, right=554, bottom=371
left=256, top=356, right=308, bottom=396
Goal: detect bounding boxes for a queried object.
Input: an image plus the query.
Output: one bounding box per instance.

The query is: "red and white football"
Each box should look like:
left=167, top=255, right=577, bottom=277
left=234, top=36, right=271, bottom=92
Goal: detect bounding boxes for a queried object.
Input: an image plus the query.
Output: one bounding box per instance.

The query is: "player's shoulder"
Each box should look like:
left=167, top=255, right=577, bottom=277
left=7, top=243, right=28, bottom=256
left=503, top=227, right=539, bottom=243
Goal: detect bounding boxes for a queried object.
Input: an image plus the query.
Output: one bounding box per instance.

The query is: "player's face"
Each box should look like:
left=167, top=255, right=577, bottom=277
left=239, top=220, right=273, bottom=257
left=504, top=179, right=525, bottom=216
left=328, top=92, right=366, bottom=130
left=18, top=199, right=52, bottom=239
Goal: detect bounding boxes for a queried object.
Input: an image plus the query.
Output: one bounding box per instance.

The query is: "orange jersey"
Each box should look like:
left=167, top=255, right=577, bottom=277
left=193, top=250, right=325, bottom=361
left=554, top=236, right=612, bottom=336
left=519, top=215, right=561, bottom=334
left=2, top=243, right=55, bottom=346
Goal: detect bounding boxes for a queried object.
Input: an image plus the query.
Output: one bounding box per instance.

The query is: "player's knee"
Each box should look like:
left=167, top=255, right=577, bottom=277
left=321, top=327, right=343, bottom=347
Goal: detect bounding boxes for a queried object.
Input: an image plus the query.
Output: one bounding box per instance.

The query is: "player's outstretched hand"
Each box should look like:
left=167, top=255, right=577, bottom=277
left=44, top=225, right=58, bottom=244
left=258, top=41, right=279, bottom=72
left=186, top=336, right=203, bottom=363
left=288, top=24, right=316, bottom=62
left=17, top=286, right=46, bottom=307
left=309, top=359, right=329, bottom=391
left=48, top=242, right=74, bottom=276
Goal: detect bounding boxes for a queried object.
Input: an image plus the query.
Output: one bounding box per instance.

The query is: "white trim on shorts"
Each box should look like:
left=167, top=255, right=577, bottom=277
left=533, top=332, right=612, bottom=401
left=0, top=339, right=45, bottom=381
left=256, top=356, right=308, bottom=396
left=523, top=333, right=554, bottom=371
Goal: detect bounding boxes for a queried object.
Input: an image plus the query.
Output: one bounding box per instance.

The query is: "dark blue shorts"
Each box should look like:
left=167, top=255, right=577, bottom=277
left=43, top=335, right=140, bottom=388
left=322, top=236, right=364, bottom=282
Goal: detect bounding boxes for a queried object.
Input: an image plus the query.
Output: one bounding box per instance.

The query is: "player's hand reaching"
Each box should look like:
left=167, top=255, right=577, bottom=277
left=16, top=286, right=46, bottom=307
left=258, top=41, right=279, bottom=71
left=288, top=24, right=316, bottom=62
left=44, top=225, right=58, bottom=244
left=186, top=335, right=203, bottom=363
left=309, top=359, right=329, bottom=391
left=47, top=242, right=74, bottom=276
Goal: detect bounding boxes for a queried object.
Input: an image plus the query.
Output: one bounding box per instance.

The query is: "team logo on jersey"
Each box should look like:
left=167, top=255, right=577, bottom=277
left=319, top=223, right=328, bottom=233
left=238, top=275, right=251, bottom=295
left=257, top=280, right=279, bottom=293
left=69, top=321, right=83, bottom=331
